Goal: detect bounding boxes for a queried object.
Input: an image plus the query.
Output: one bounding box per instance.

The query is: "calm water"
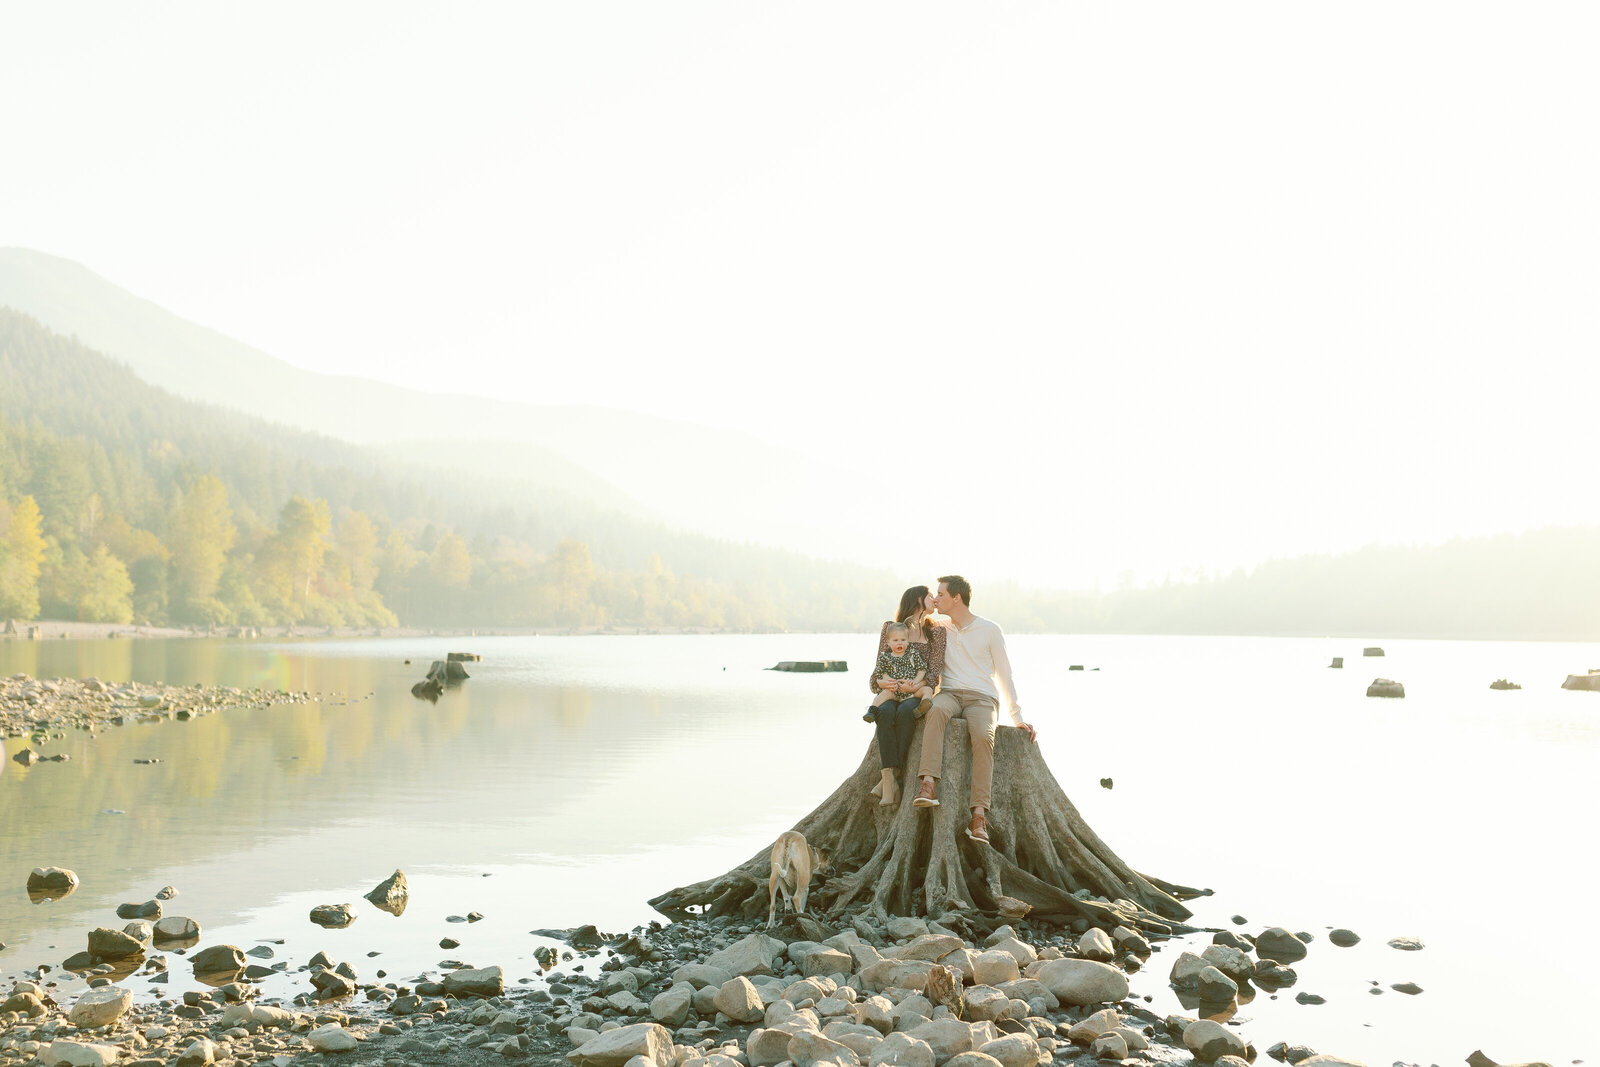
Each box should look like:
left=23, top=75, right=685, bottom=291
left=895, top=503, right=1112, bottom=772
left=2, top=634, right=1597, bottom=1064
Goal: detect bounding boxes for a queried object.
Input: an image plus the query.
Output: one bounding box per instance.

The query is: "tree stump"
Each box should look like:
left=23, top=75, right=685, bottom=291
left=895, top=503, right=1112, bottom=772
left=650, top=719, right=1201, bottom=939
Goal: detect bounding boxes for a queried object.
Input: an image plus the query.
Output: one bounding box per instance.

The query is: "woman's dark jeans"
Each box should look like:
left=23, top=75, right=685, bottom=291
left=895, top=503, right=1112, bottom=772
left=873, top=696, right=920, bottom=771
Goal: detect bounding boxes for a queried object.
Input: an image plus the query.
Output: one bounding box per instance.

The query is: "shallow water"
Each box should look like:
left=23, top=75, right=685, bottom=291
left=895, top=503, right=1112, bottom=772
left=2, top=633, right=1597, bottom=1063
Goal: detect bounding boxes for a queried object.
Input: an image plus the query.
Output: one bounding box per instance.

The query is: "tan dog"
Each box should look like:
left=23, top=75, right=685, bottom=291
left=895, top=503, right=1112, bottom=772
left=766, top=830, right=830, bottom=929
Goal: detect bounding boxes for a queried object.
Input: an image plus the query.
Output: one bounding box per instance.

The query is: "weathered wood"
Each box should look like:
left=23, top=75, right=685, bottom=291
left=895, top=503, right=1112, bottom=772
left=649, top=717, right=1196, bottom=937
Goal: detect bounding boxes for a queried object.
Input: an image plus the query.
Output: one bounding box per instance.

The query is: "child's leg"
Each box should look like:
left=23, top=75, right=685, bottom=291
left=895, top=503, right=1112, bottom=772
left=914, top=686, right=933, bottom=715
left=864, top=688, right=896, bottom=723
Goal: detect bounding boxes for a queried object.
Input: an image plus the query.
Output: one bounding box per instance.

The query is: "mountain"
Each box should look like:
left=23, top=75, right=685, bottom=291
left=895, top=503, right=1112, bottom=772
left=0, top=247, right=869, bottom=564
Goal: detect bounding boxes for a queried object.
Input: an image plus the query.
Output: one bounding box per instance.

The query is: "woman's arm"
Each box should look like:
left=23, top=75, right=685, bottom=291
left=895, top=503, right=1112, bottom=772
left=924, top=627, right=946, bottom=689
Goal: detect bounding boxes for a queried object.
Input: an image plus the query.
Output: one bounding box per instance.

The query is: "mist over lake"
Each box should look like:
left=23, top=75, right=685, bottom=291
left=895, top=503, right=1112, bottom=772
left=4, top=633, right=1597, bottom=1063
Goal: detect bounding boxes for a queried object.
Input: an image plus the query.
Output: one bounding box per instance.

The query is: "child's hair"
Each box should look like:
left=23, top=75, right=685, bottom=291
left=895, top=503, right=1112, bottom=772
left=885, top=622, right=910, bottom=639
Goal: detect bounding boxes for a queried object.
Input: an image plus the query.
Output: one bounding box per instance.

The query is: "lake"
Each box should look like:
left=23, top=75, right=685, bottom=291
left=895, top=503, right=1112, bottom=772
left=2, top=633, right=1597, bottom=1064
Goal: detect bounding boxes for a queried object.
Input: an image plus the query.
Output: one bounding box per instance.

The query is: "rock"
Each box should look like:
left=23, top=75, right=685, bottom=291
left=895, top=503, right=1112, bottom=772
left=1212, top=931, right=1253, bottom=951
left=1253, top=959, right=1298, bottom=988
left=885, top=917, right=930, bottom=940
left=86, top=927, right=143, bottom=961
left=1112, top=1026, right=1148, bottom=1052
left=1328, top=929, right=1360, bottom=947
left=1066, top=1009, right=1119, bottom=1044
left=1366, top=678, right=1404, bottom=698
left=1184, top=1019, right=1248, bottom=1063
left=312, top=969, right=357, bottom=998
left=1200, top=945, right=1253, bottom=986
left=977, top=1033, right=1041, bottom=1067
left=924, top=965, right=964, bottom=1019
left=805, top=948, right=855, bottom=977
left=856, top=995, right=895, bottom=1034
left=748, top=1028, right=798, bottom=1067
left=1198, top=966, right=1237, bottom=1002
left=190, top=944, right=245, bottom=975
left=68, top=986, right=132, bottom=1027
left=1089, top=1032, right=1128, bottom=1060
left=870, top=1033, right=936, bottom=1067
left=364, top=870, right=410, bottom=915
left=971, top=950, right=1021, bottom=986
left=860, top=959, right=932, bottom=993
left=310, top=903, right=357, bottom=928
left=1, top=991, right=47, bottom=1017
left=40, top=1041, right=119, bottom=1066
left=672, top=962, right=732, bottom=988
left=1328, top=657, right=1343, bottom=668
left=824, top=1020, right=886, bottom=1058
left=705, top=933, right=787, bottom=977
left=116, top=899, right=162, bottom=920
left=1297, top=1059, right=1370, bottom=1067
left=28, top=867, right=80, bottom=892
left=907, top=1017, right=972, bottom=1062
left=963, top=985, right=1011, bottom=1022
left=307, top=1023, right=359, bottom=1052
left=944, top=1055, right=1003, bottom=1067
left=1075, top=929, right=1114, bottom=961
left=1030, top=957, right=1125, bottom=1006
left=789, top=1029, right=861, bottom=1067
left=1295, top=991, right=1326, bottom=1005
left=152, top=916, right=200, bottom=942
left=983, top=936, right=1037, bottom=967
left=1391, top=982, right=1423, bottom=995
left=443, top=965, right=504, bottom=997
left=176, top=1038, right=220, bottom=1066
left=886, top=935, right=963, bottom=962
left=155, top=885, right=178, bottom=899
left=1386, top=936, right=1425, bottom=951
left=1169, top=951, right=1208, bottom=991
left=714, top=976, right=765, bottom=1023
left=1254, top=928, right=1309, bottom=963
left=1110, top=927, right=1150, bottom=957
left=650, top=983, right=694, bottom=1026
left=1561, top=672, right=1600, bottom=691
left=1362, top=647, right=1384, bottom=657
left=12, top=747, right=40, bottom=766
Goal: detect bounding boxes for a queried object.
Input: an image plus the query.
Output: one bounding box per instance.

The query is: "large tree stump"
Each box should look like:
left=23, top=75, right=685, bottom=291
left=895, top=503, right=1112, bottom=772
left=650, top=719, right=1201, bottom=939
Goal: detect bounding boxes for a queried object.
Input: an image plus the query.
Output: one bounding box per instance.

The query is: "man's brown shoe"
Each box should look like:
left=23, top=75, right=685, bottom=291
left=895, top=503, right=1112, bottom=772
left=965, top=812, right=990, bottom=843
left=912, top=778, right=939, bottom=808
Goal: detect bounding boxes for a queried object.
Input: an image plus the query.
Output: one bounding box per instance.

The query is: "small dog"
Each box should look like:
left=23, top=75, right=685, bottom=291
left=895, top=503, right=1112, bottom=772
left=767, top=830, right=831, bottom=929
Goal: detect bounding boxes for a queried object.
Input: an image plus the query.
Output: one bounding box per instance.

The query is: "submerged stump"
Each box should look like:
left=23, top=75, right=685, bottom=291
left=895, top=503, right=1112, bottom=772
left=650, top=720, right=1200, bottom=939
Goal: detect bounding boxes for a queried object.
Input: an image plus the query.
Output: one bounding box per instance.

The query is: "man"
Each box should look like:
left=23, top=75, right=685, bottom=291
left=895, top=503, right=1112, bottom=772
left=911, top=575, right=1036, bottom=843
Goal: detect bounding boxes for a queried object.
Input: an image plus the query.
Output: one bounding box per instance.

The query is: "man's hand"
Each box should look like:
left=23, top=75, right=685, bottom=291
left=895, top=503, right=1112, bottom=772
left=1017, top=722, right=1037, bottom=743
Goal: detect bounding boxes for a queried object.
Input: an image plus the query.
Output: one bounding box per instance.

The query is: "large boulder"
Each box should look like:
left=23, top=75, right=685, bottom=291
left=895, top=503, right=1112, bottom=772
left=1033, top=958, right=1129, bottom=1006
left=886, top=935, right=963, bottom=962
left=1184, top=1019, right=1248, bottom=1063
left=40, top=1041, right=118, bottom=1067
left=566, top=1023, right=673, bottom=1067
left=977, top=1034, right=1042, bottom=1067
left=152, top=916, right=201, bottom=943
left=650, top=983, right=694, bottom=1027
left=748, top=1028, right=798, bottom=1067
left=1075, top=929, right=1114, bottom=961
left=115, top=900, right=161, bottom=920
left=886, top=917, right=930, bottom=940
left=861, top=959, right=932, bottom=993
left=907, top=1017, right=972, bottom=1062
left=306, top=1024, right=358, bottom=1052
left=962, top=986, right=1011, bottom=1023
left=705, top=933, right=787, bottom=977
left=364, top=870, right=410, bottom=915
left=1201, top=945, right=1254, bottom=986
left=804, top=947, right=855, bottom=977
left=68, top=987, right=132, bottom=1028
left=1255, top=928, right=1309, bottom=964
left=86, top=927, right=143, bottom=961
left=970, top=951, right=1020, bottom=987
left=671, top=963, right=732, bottom=989
left=442, top=966, right=504, bottom=997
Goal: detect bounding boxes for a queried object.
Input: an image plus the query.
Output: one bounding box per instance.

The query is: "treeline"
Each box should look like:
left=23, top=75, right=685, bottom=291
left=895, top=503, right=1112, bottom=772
left=0, top=308, right=885, bottom=630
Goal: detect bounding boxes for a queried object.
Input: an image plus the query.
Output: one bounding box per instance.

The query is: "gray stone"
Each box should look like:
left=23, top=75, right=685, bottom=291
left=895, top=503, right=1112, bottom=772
left=805, top=948, right=855, bottom=977
left=748, top=1028, right=798, bottom=1067
left=1089, top=1032, right=1128, bottom=1061
left=28, top=867, right=79, bottom=892
left=982, top=936, right=1037, bottom=966
left=907, top=1017, right=972, bottom=1061
left=1184, top=1020, right=1248, bottom=1063
left=176, top=1038, right=220, bottom=1066
left=1328, top=929, right=1360, bottom=947
left=869, top=1033, right=936, bottom=1067
left=1033, top=958, right=1128, bottom=1006
left=1391, top=981, right=1423, bottom=995
left=1168, top=951, right=1207, bottom=991
left=1254, top=928, right=1308, bottom=964
left=189, top=944, right=246, bottom=975
left=861, top=959, right=932, bottom=993
left=963, top=985, right=1011, bottom=1022
left=1066, top=1009, right=1119, bottom=1044
left=886, top=935, right=963, bottom=962
left=443, top=966, right=504, bottom=998
left=944, top=1055, right=1003, bottom=1067
left=116, top=900, right=162, bottom=920
left=885, top=917, right=930, bottom=940
left=86, top=927, right=142, bottom=961
left=1197, top=965, right=1238, bottom=1002
left=310, top=903, right=356, bottom=928
left=1, top=991, right=47, bottom=1017
left=1110, top=927, right=1150, bottom=957
left=1075, top=929, right=1114, bottom=961
left=705, top=933, right=787, bottom=977
left=788, top=1029, right=861, bottom=1067
left=565, top=1023, right=673, bottom=1067
left=823, top=1020, right=886, bottom=1058
left=977, top=1033, right=1041, bottom=1067
left=364, top=870, right=410, bottom=915
left=153, top=916, right=200, bottom=942
left=307, top=1024, right=358, bottom=1052
left=650, top=983, right=694, bottom=1026
left=1200, top=945, right=1253, bottom=986
left=671, top=962, right=732, bottom=989
left=1386, top=936, right=1425, bottom=951
left=995, top=979, right=1055, bottom=1011
left=68, top=986, right=132, bottom=1027
left=714, top=976, right=765, bottom=1023
left=970, top=951, right=1020, bottom=987
left=40, top=1041, right=118, bottom=1067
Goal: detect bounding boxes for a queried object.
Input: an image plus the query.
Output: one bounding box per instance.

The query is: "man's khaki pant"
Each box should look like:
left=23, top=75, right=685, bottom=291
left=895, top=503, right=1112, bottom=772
left=917, top=688, right=998, bottom=811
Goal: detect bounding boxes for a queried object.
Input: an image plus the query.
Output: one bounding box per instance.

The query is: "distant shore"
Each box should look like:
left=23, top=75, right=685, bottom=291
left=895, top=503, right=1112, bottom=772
left=0, top=621, right=786, bottom=642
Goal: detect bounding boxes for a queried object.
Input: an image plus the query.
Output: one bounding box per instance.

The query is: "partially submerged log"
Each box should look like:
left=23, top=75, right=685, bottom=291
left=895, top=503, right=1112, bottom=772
left=650, top=720, right=1200, bottom=940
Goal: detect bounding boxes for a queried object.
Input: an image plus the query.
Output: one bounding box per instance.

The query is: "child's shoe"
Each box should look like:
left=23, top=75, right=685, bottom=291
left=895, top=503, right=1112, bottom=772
left=916, top=698, right=932, bottom=715
left=862, top=705, right=878, bottom=723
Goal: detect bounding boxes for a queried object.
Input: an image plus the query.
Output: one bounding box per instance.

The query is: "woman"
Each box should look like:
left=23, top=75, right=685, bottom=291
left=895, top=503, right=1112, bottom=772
left=867, top=585, right=947, bottom=807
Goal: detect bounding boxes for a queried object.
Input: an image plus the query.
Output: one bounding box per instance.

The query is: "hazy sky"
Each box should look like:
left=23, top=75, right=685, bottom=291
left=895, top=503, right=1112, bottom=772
left=3, top=3, right=1598, bottom=587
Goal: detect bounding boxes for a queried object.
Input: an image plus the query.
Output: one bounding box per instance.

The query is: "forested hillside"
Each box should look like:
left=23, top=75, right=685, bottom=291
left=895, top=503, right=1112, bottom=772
left=0, top=308, right=888, bottom=630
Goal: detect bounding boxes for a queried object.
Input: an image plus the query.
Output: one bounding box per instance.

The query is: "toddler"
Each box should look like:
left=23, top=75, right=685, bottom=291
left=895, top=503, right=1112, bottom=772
left=863, top=622, right=933, bottom=722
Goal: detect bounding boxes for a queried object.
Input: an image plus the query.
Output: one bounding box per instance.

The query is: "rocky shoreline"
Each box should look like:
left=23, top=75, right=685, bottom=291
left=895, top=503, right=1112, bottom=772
left=2, top=675, right=306, bottom=749
left=1, top=880, right=1424, bottom=1067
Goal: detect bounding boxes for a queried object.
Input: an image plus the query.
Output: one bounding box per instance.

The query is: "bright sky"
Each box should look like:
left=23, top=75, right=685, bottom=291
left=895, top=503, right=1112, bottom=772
left=3, top=3, right=1598, bottom=588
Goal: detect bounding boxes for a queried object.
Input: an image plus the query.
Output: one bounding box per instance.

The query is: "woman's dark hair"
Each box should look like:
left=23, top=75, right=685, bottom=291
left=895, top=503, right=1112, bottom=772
left=896, top=585, right=930, bottom=625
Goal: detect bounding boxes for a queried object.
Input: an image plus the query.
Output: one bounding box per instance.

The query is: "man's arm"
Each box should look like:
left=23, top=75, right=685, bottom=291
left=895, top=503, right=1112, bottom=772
left=989, top=623, right=1035, bottom=739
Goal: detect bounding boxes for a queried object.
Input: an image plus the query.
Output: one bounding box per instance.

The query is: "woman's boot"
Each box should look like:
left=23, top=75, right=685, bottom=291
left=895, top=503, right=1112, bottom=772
left=879, top=767, right=899, bottom=807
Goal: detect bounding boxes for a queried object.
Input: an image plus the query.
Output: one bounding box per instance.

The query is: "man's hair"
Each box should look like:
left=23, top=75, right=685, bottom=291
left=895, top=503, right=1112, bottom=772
left=939, top=574, right=972, bottom=607
left=885, top=621, right=910, bottom=638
